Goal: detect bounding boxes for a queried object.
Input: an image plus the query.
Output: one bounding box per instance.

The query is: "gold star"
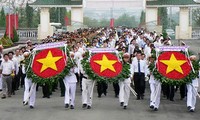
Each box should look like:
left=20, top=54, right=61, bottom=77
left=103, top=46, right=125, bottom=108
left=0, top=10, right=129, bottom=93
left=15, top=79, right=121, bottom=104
left=160, top=53, right=187, bottom=74
left=37, top=51, right=63, bottom=73
left=94, top=55, right=117, bottom=73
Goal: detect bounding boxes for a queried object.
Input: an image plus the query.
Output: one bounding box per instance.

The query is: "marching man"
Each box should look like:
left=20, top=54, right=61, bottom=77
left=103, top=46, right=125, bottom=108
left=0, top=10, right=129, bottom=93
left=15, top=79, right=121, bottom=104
left=0, top=54, right=15, bottom=99
left=186, top=70, right=200, bottom=112
left=132, top=52, right=148, bottom=100
left=186, top=56, right=200, bottom=112
left=23, top=52, right=37, bottom=109
left=119, top=53, right=133, bottom=109
left=80, top=53, right=95, bottom=109
left=63, top=52, right=77, bottom=109
left=149, top=57, right=161, bottom=111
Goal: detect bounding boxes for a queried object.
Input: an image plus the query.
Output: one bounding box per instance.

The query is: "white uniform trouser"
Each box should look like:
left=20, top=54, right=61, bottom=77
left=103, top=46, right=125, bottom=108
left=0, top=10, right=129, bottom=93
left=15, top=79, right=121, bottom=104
left=0, top=75, right=2, bottom=90
left=119, top=81, right=130, bottom=106
left=63, top=79, right=77, bottom=106
left=82, top=78, right=95, bottom=106
left=150, top=81, right=161, bottom=108
left=187, top=84, right=198, bottom=110
left=23, top=77, right=36, bottom=106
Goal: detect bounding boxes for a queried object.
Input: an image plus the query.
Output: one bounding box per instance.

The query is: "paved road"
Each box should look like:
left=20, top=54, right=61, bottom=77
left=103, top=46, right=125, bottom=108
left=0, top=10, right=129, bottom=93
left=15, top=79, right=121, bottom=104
left=0, top=84, right=199, bottom=120
left=0, top=39, right=200, bottom=120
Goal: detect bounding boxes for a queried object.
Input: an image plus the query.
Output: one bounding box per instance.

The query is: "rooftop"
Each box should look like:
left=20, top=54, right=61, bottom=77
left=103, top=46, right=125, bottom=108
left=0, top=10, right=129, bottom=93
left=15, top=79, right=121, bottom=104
left=30, top=0, right=83, bottom=7
left=146, top=0, right=200, bottom=7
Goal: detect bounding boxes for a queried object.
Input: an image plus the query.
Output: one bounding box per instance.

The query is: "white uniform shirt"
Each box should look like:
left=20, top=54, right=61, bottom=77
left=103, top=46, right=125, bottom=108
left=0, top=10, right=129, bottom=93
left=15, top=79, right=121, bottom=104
left=128, top=44, right=135, bottom=55
left=65, top=67, right=77, bottom=83
left=74, top=51, right=82, bottom=74
left=22, top=64, right=26, bottom=74
left=132, top=59, right=148, bottom=74
left=144, top=46, right=151, bottom=59
left=13, top=55, right=23, bottom=67
left=10, top=58, right=19, bottom=74
left=0, top=60, right=15, bottom=75
left=78, top=47, right=85, bottom=54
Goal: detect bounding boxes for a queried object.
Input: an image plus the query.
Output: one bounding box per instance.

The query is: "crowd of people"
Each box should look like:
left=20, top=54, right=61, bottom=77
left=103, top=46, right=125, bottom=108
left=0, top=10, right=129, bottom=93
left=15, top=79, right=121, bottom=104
left=0, top=27, right=199, bottom=112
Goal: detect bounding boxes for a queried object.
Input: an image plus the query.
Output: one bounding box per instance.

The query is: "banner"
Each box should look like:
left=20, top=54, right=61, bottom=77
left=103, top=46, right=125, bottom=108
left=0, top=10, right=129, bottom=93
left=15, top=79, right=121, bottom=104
left=87, top=48, right=116, bottom=53
left=156, top=46, right=189, bottom=52
left=6, top=14, right=19, bottom=39
left=34, top=42, right=66, bottom=51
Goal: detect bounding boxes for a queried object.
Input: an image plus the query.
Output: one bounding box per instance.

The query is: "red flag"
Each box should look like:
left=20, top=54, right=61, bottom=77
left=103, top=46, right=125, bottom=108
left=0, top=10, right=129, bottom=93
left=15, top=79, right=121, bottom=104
left=65, top=16, right=69, bottom=26
left=110, top=18, right=114, bottom=28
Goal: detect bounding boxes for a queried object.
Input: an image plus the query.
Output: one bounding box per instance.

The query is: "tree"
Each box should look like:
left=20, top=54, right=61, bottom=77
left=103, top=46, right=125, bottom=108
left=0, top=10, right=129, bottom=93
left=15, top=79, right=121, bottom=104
left=83, top=14, right=139, bottom=28
left=50, top=7, right=57, bottom=23
left=50, top=7, right=66, bottom=25
left=115, top=14, right=138, bottom=27
left=18, top=8, right=26, bottom=28
left=0, top=0, right=32, bottom=10
left=83, top=17, right=98, bottom=27
left=193, top=8, right=200, bottom=27
left=99, top=18, right=109, bottom=27
left=139, top=10, right=145, bottom=26
left=0, top=7, right=6, bottom=28
left=25, top=2, right=33, bottom=28
left=158, top=7, right=168, bottom=32
left=12, top=28, right=19, bottom=42
left=32, top=9, right=40, bottom=28
left=59, top=8, right=66, bottom=25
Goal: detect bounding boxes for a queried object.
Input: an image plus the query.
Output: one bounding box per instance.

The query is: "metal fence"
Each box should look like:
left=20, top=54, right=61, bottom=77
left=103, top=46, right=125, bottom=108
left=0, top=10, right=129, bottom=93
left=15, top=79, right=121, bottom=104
left=17, top=28, right=38, bottom=40
left=192, top=27, right=200, bottom=39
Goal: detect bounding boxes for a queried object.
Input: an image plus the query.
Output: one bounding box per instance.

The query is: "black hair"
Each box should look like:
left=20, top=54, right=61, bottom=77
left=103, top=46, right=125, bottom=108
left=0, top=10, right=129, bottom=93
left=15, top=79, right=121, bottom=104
left=3, top=54, right=9, bottom=57
left=8, top=51, right=14, bottom=55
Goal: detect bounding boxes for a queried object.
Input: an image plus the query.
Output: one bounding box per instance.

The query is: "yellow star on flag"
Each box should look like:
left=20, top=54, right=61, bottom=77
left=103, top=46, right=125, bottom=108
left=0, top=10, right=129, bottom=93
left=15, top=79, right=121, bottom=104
left=160, top=53, right=187, bottom=74
left=37, top=51, right=63, bottom=73
left=94, top=55, right=117, bottom=73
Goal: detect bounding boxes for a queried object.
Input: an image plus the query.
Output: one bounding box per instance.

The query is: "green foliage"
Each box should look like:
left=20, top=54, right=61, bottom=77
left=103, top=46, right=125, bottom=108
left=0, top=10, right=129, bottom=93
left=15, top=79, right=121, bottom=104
left=81, top=52, right=131, bottom=83
left=0, top=34, right=13, bottom=47
left=193, top=8, right=200, bottom=27
left=99, top=18, right=110, bottom=27
left=12, top=28, right=19, bottom=43
left=158, top=7, right=168, bottom=32
left=115, top=14, right=138, bottom=27
left=0, top=7, right=6, bottom=28
left=18, top=8, right=27, bottom=28
left=84, top=14, right=138, bottom=27
left=59, top=8, right=66, bottom=25
left=139, top=10, right=145, bottom=25
left=17, top=6, right=39, bottom=28
left=50, top=7, right=66, bottom=25
left=25, top=3, right=34, bottom=28
left=83, top=17, right=101, bottom=27
left=66, top=10, right=71, bottom=19
left=26, top=47, right=74, bottom=85
left=33, top=9, right=40, bottom=28
left=149, top=51, right=199, bottom=86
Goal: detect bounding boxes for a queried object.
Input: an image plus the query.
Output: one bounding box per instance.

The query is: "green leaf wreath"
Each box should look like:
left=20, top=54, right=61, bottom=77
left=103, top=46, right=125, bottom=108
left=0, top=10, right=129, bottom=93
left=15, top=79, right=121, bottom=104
left=81, top=51, right=131, bottom=83
left=149, top=49, right=199, bottom=85
left=25, top=47, right=75, bottom=85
